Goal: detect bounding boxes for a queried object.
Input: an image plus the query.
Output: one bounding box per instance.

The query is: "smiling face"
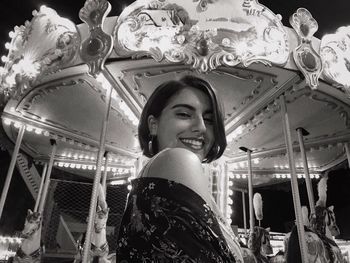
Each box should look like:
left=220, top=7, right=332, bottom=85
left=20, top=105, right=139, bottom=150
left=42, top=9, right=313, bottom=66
left=148, top=87, right=214, bottom=161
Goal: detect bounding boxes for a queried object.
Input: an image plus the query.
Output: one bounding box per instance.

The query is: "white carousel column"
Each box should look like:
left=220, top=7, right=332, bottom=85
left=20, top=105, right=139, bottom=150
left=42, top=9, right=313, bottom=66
left=280, top=96, right=308, bottom=263
left=101, top=152, right=109, bottom=193
left=242, top=191, right=248, bottom=237
left=344, top=143, right=350, bottom=168
left=296, top=127, right=315, bottom=215
left=83, top=75, right=113, bottom=263
left=0, top=124, right=25, bottom=220
left=39, top=139, right=57, bottom=214
left=239, top=147, right=254, bottom=230
left=218, top=161, right=228, bottom=216
left=34, top=163, right=48, bottom=212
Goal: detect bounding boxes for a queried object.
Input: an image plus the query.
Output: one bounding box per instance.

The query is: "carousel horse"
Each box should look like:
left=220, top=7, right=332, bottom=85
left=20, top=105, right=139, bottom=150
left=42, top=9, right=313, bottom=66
left=241, top=226, right=273, bottom=263
left=285, top=176, right=344, bottom=263
left=241, top=193, right=273, bottom=263
left=13, top=209, right=43, bottom=263
left=74, top=184, right=116, bottom=263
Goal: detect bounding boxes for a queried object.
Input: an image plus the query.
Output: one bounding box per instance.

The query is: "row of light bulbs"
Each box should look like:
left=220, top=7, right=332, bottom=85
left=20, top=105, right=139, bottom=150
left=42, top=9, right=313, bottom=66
left=55, top=161, right=133, bottom=174
left=0, top=236, right=22, bottom=244
left=3, top=117, right=135, bottom=166
left=228, top=173, right=320, bottom=180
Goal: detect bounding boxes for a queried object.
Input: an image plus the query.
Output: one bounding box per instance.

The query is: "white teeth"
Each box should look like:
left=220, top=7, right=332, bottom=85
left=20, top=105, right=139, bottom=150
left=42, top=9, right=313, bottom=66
left=181, top=138, right=204, bottom=149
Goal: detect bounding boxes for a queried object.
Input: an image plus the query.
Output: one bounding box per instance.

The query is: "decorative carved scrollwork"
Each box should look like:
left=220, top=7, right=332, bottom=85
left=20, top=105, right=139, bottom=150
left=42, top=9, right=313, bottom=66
left=0, top=6, right=80, bottom=100
left=320, top=26, right=350, bottom=96
left=79, top=0, right=113, bottom=76
left=113, top=0, right=289, bottom=73
left=290, top=8, right=323, bottom=89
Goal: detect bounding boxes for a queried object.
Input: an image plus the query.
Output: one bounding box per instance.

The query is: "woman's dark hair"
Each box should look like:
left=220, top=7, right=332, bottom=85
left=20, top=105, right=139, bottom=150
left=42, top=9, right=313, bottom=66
left=138, top=75, right=227, bottom=163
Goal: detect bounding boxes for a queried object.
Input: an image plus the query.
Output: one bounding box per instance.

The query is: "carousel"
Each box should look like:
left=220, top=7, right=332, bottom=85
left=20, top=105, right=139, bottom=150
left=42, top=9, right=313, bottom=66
left=0, top=0, right=350, bottom=262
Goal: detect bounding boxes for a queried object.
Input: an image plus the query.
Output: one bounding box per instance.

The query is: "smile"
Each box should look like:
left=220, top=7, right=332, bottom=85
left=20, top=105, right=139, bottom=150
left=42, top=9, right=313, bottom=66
left=180, top=138, right=204, bottom=150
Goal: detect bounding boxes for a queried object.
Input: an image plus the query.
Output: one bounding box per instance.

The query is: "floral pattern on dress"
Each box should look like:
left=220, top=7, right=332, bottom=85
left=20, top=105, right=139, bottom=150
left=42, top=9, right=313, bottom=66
left=116, top=177, right=239, bottom=262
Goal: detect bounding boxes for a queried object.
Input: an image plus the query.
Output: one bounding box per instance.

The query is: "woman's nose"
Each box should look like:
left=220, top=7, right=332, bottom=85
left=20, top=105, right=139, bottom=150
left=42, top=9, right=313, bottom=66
left=192, top=116, right=206, bottom=133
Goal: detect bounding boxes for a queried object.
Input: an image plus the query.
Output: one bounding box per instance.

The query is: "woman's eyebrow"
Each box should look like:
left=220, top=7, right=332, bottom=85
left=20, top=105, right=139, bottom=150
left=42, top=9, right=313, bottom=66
left=171, top=104, right=195, bottom=110
left=171, top=104, right=213, bottom=114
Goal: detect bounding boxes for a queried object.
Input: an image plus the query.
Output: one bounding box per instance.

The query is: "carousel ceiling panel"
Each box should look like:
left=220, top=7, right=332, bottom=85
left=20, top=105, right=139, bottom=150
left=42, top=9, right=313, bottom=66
left=226, top=87, right=350, bottom=157
left=230, top=144, right=345, bottom=173
left=11, top=74, right=138, bottom=154
left=105, top=59, right=297, bottom=123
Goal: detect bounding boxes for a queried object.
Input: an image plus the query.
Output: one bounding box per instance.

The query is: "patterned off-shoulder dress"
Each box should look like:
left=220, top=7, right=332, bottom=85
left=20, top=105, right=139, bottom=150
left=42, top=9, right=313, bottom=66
left=116, top=174, right=242, bottom=262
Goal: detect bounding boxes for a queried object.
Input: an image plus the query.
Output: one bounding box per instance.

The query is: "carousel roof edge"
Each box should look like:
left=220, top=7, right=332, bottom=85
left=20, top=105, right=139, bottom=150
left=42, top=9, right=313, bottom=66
left=1, top=1, right=350, bottom=102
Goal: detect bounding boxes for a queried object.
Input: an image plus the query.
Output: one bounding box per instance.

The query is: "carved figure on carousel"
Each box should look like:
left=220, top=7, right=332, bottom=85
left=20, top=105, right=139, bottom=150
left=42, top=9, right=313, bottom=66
left=74, top=184, right=116, bottom=263
left=13, top=209, right=43, bottom=263
left=241, top=192, right=273, bottom=263
left=285, top=175, right=344, bottom=263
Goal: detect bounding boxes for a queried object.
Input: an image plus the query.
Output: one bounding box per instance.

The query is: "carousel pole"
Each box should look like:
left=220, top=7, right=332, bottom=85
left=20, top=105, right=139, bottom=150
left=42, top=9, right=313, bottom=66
left=0, top=124, right=25, bottom=220
left=78, top=0, right=114, bottom=261
left=239, top=147, right=254, bottom=231
left=242, top=191, right=247, bottom=237
left=344, top=143, right=350, bottom=168
left=102, top=152, right=109, bottom=193
left=82, top=78, right=112, bottom=262
left=38, top=139, right=57, bottom=214
left=280, top=96, right=308, bottom=263
left=34, top=163, right=48, bottom=212
left=296, top=127, right=315, bottom=215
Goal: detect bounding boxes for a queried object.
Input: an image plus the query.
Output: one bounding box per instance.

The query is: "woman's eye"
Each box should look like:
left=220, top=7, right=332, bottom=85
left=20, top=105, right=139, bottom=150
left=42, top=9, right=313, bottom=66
left=204, top=117, right=214, bottom=124
left=176, top=112, right=191, bottom=118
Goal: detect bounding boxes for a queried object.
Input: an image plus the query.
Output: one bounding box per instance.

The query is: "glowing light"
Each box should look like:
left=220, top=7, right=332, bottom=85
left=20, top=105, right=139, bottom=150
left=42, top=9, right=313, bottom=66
left=281, top=174, right=286, bottom=179
left=35, top=128, right=42, bottom=134
left=236, top=174, right=241, bottom=179
left=3, top=118, right=11, bottom=126
left=1, top=56, right=9, bottom=63
left=110, top=180, right=126, bottom=185
left=275, top=174, right=281, bottom=179
left=96, top=73, right=112, bottom=91
left=8, top=31, right=15, bottom=38
left=241, top=174, right=247, bottom=179
left=315, top=174, right=320, bottom=179
left=253, top=159, right=260, bottom=164
left=127, top=185, right=132, bottom=191
left=13, top=122, right=22, bottom=128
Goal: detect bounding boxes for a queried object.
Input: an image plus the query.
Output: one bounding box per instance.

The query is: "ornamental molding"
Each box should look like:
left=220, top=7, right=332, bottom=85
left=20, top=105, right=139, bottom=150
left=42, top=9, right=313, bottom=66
left=113, top=0, right=289, bottom=72
left=290, top=8, right=323, bottom=89
left=79, top=0, right=113, bottom=76
left=0, top=6, right=80, bottom=100
left=320, top=26, right=350, bottom=95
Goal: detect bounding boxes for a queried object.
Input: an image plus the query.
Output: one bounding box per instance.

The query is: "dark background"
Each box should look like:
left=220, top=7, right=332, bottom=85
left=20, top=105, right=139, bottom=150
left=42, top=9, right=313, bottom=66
left=0, top=0, right=350, bottom=238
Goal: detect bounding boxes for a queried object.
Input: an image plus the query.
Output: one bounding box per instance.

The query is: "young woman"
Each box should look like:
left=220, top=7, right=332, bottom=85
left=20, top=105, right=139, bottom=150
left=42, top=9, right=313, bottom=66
left=116, top=75, right=243, bottom=262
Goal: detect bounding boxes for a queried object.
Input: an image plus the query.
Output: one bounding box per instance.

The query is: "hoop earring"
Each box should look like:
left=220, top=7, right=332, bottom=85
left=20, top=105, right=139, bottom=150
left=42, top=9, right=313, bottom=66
left=148, top=135, right=154, bottom=156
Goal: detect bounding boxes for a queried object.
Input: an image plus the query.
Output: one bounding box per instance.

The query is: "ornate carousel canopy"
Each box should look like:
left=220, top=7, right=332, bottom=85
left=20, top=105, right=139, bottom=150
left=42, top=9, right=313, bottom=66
left=1, top=0, right=350, bottom=188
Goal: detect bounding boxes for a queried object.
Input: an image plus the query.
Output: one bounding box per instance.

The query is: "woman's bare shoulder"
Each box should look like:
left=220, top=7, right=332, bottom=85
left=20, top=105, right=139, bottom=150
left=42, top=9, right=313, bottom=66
left=149, top=148, right=202, bottom=175
left=145, top=148, right=210, bottom=202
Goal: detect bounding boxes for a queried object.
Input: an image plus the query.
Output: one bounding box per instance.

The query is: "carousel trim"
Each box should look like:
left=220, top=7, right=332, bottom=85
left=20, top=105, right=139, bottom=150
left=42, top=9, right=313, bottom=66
left=113, top=0, right=290, bottom=72
left=1, top=113, right=139, bottom=158
left=0, top=6, right=80, bottom=101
